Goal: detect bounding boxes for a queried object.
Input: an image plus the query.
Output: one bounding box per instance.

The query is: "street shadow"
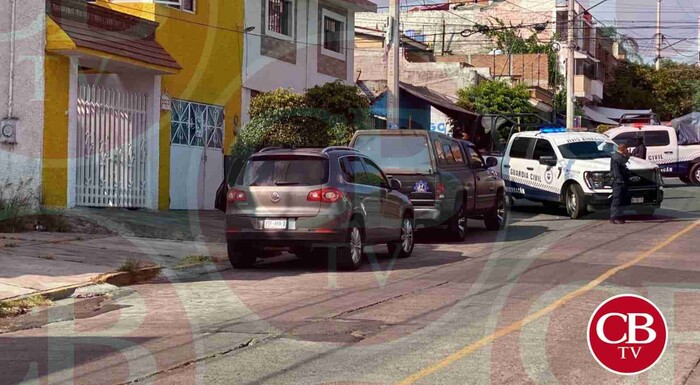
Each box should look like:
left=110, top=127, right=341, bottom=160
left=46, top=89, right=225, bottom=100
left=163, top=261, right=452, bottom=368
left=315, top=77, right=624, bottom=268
left=0, top=336, right=157, bottom=385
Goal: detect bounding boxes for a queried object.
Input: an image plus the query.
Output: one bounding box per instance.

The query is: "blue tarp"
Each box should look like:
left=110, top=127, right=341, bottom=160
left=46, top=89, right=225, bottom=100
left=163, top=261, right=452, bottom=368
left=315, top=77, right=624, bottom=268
left=671, top=112, right=700, bottom=145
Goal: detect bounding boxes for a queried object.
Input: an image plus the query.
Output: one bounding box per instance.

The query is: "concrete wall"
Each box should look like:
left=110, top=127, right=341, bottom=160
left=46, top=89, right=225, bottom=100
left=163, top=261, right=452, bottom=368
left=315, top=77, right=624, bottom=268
left=0, top=1, right=46, bottom=202
left=242, top=0, right=356, bottom=125
left=354, top=0, right=555, bottom=56
left=355, top=51, right=489, bottom=99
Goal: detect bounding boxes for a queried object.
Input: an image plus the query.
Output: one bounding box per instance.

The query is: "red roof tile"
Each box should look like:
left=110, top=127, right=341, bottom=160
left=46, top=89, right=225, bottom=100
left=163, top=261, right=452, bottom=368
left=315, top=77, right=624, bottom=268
left=47, top=0, right=181, bottom=70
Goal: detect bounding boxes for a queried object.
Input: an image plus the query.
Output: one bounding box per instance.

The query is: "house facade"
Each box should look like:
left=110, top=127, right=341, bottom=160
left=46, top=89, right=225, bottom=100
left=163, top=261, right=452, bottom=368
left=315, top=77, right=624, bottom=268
left=241, top=0, right=376, bottom=125
left=1, top=0, right=243, bottom=211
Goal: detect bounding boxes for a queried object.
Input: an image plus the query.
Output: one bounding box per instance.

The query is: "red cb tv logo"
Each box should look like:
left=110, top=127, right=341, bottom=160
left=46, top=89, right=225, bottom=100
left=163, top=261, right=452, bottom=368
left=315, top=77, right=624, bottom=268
left=587, top=294, right=668, bottom=375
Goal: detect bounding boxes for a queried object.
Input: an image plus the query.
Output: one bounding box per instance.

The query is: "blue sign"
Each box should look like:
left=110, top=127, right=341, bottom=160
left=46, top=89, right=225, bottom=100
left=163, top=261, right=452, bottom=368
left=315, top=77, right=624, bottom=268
left=431, top=122, right=447, bottom=134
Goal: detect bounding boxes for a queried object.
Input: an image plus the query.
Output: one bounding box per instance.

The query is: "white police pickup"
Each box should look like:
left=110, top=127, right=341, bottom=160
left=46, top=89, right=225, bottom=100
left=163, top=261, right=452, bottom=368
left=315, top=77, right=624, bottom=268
left=494, top=128, right=664, bottom=219
left=604, top=125, right=700, bottom=185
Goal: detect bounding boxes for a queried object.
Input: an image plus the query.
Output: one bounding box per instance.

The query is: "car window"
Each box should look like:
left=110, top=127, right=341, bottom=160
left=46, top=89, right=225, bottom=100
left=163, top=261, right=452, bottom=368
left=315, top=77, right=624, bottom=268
left=361, top=158, right=390, bottom=189
left=352, top=135, right=432, bottom=173
left=611, top=132, right=640, bottom=147
left=238, top=156, right=329, bottom=186
left=509, top=137, right=533, bottom=159
left=450, top=142, right=466, bottom=164
left=466, top=146, right=486, bottom=169
left=532, top=139, right=556, bottom=160
left=339, top=157, right=355, bottom=183
left=644, top=131, right=670, bottom=147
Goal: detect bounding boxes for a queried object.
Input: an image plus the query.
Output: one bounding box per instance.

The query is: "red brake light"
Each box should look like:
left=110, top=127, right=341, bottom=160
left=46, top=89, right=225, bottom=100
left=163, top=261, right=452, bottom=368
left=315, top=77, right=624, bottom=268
left=633, top=123, right=644, bottom=129
left=436, top=183, right=445, bottom=199
left=307, top=188, right=343, bottom=203
left=227, top=189, right=247, bottom=202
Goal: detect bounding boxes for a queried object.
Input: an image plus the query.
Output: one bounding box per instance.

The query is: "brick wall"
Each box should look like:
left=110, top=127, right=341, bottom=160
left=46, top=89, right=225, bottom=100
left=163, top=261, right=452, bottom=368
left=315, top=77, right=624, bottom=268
left=260, top=0, right=297, bottom=64
left=437, top=53, right=551, bottom=88
left=317, top=1, right=348, bottom=79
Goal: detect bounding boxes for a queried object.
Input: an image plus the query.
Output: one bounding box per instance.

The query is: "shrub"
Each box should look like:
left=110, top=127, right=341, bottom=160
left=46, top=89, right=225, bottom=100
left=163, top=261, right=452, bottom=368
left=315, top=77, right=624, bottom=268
left=0, top=178, right=38, bottom=232
left=248, top=88, right=306, bottom=120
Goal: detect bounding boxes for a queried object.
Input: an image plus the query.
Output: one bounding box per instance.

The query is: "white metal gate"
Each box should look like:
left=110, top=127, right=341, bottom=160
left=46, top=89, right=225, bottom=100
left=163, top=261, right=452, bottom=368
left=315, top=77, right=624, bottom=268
left=76, top=84, right=149, bottom=208
left=169, top=99, right=224, bottom=210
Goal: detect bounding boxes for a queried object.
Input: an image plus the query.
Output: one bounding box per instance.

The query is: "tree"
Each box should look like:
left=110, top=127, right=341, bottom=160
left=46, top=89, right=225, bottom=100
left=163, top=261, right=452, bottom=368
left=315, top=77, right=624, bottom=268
left=604, top=61, right=700, bottom=121
left=231, top=83, right=371, bottom=155
left=456, top=80, right=533, bottom=115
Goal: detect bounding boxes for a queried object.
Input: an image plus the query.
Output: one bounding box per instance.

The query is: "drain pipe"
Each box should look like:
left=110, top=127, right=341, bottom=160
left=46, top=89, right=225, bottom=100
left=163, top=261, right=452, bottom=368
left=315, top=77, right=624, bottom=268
left=6, top=0, right=17, bottom=118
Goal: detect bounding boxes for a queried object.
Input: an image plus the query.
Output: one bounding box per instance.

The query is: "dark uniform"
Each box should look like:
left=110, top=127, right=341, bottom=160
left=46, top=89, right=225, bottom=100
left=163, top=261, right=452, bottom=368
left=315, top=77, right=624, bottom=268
left=610, top=151, right=631, bottom=221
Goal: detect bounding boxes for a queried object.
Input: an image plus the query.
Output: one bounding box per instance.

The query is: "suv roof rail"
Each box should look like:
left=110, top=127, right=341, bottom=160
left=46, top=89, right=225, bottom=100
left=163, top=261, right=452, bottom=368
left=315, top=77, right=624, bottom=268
left=322, top=146, right=359, bottom=154
left=258, top=147, right=285, bottom=153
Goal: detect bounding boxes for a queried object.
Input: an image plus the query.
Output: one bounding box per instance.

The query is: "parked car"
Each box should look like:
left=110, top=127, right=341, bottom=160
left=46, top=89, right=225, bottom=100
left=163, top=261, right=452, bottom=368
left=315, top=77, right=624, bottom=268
left=494, top=128, right=663, bottom=219
left=605, top=124, right=700, bottom=185
left=225, top=147, right=415, bottom=270
left=349, top=130, right=508, bottom=241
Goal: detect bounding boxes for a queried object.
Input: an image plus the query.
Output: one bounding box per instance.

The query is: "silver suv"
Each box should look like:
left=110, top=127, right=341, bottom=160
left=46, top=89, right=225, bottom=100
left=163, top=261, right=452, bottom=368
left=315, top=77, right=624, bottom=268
left=226, top=147, right=415, bottom=270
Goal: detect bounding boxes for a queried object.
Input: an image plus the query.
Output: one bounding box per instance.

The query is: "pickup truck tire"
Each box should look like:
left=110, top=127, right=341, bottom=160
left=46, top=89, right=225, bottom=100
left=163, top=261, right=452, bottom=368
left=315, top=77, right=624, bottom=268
left=227, top=241, right=257, bottom=269
left=388, top=216, right=415, bottom=259
left=635, top=208, right=656, bottom=217
left=446, top=204, right=468, bottom=242
left=485, top=193, right=508, bottom=231
left=690, top=163, right=700, bottom=185
left=565, top=183, right=588, bottom=219
left=680, top=176, right=692, bottom=184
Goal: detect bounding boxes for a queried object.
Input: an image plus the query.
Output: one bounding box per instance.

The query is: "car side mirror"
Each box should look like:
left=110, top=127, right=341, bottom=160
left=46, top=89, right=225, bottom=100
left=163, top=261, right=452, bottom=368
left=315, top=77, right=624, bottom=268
left=389, top=178, right=402, bottom=191
left=486, top=157, right=499, bottom=168
left=539, top=156, right=558, bottom=167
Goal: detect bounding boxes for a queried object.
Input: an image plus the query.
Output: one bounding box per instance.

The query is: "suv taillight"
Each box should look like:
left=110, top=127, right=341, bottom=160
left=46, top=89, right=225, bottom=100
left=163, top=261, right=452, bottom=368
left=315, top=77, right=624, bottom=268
left=435, top=182, right=446, bottom=199
left=307, top=188, right=343, bottom=203
left=227, top=189, right=247, bottom=202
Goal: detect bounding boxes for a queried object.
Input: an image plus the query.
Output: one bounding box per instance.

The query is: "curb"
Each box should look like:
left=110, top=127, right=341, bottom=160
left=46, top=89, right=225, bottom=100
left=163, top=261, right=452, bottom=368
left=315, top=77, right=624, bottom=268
left=0, top=266, right=162, bottom=306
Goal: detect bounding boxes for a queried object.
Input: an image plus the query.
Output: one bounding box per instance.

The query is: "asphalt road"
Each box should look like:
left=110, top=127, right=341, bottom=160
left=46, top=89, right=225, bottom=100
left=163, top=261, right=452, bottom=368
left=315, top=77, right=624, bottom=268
left=1, top=179, right=699, bottom=385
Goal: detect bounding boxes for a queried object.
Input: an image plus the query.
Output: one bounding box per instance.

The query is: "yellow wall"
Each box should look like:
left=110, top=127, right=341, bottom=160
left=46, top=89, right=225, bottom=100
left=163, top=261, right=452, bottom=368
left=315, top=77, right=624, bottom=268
left=153, top=2, right=243, bottom=210
left=42, top=53, right=70, bottom=207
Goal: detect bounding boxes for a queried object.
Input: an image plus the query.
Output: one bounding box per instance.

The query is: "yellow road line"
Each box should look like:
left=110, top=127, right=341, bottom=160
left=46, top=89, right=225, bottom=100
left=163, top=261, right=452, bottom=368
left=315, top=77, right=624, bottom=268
left=396, top=220, right=700, bottom=385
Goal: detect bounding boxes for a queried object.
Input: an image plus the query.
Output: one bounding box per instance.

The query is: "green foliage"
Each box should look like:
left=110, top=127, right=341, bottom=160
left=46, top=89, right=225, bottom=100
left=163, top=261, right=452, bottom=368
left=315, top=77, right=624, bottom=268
left=476, top=18, right=560, bottom=87
left=232, top=83, right=370, bottom=155
left=604, top=61, right=700, bottom=121
left=457, top=80, right=533, bottom=115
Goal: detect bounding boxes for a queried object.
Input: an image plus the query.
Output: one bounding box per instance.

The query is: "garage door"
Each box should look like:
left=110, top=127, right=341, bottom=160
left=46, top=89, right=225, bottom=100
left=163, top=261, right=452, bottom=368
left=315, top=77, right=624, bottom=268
left=169, top=99, right=225, bottom=210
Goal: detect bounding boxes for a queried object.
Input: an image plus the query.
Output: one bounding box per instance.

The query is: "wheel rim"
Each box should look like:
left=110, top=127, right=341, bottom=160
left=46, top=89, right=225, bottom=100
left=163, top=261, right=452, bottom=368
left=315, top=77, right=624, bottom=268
left=567, top=188, right=577, bottom=214
left=496, top=197, right=506, bottom=227
left=457, top=208, right=466, bottom=237
left=350, top=227, right=362, bottom=264
left=401, top=219, right=414, bottom=252
left=695, top=168, right=700, bottom=182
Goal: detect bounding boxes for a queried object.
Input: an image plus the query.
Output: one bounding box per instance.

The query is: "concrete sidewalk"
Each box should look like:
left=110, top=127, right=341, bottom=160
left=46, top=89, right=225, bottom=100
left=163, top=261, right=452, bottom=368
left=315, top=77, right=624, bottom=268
left=0, top=231, right=226, bottom=300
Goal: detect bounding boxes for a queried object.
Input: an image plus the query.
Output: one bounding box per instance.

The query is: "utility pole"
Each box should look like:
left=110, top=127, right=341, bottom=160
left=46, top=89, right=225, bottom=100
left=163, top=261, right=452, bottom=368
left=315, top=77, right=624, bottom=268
left=655, top=0, right=662, bottom=70
left=386, top=0, right=400, bottom=129
left=566, top=0, right=576, bottom=129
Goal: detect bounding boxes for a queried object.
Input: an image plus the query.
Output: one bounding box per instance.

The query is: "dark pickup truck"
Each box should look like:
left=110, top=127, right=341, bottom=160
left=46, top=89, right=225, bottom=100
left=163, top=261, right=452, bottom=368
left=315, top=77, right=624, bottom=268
left=350, top=130, right=507, bottom=241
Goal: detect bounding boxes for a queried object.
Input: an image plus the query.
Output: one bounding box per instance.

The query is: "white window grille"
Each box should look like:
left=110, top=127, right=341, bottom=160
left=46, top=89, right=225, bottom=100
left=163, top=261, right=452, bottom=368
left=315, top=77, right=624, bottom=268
left=170, top=100, right=224, bottom=149
left=266, top=0, right=294, bottom=40
left=155, top=0, right=195, bottom=13
left=321, top=9, right=346, bottom=61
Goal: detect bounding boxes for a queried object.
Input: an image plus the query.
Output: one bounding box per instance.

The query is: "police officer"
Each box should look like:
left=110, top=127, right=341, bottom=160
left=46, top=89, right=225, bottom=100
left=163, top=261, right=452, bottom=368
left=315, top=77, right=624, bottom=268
left=610, top=144, right=631, bottom=224
left=631, top=136, right=647, bottom=160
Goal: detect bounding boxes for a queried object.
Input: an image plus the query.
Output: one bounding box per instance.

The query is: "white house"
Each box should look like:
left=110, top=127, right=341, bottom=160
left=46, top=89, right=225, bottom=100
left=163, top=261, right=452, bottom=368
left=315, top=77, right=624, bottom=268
left=241, top=0, right=377, bottom=125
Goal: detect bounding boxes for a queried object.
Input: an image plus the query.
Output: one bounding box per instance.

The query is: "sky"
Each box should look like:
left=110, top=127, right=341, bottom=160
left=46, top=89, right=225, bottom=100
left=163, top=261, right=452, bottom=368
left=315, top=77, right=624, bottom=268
left=371, top=0, right=700, bottom=64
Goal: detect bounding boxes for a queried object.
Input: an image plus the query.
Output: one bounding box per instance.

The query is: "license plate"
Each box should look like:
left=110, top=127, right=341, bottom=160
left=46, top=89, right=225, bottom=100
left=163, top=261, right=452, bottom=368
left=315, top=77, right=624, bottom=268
left=263, top=219, right=287, bottom=229
left=632, top=197, right=644, bottom=204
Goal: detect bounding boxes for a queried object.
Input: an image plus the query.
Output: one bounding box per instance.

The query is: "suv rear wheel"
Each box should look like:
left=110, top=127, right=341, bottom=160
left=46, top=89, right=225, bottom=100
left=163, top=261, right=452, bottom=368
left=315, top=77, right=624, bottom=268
left=227, top=241, right=257, bottom=268
left=336, top=221, right=364, bottom=271
left=388, top=216, right=415, bottom=259
left=565, top=183, right=588, bottom=219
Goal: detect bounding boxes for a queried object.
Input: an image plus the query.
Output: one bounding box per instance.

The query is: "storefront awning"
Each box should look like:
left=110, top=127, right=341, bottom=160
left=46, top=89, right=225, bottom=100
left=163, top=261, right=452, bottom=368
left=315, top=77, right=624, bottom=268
left=399, top=82, right=477, bottom=118
left=46, top=0, right=181, bottom=74
left=582, top=106, right=618, bottom=125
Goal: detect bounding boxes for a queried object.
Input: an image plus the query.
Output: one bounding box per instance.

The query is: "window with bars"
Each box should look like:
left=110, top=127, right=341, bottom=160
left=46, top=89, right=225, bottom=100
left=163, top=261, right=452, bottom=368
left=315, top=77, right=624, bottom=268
left=154, top=0, right=195, bottom=13
left=321, top=9, right=346, bottom=60
left=267, top=0, right=293, bottom=38
left=170, top=100, right=224, bottom=149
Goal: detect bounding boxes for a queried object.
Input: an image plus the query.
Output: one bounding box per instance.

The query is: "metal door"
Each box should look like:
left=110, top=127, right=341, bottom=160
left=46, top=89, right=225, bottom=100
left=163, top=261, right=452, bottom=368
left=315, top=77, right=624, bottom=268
left=169, top=100, right=225, bottom=210
left=76, top=84, right=148, bottom=208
